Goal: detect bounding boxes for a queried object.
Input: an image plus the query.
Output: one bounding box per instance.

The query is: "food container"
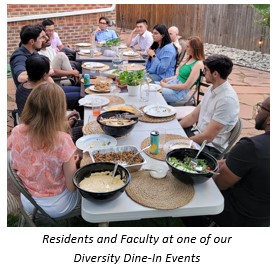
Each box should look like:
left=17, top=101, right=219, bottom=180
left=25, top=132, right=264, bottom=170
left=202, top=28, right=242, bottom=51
left=89, top=145, right=146, bottom=173
left=73, top=162, right=131, bottom=201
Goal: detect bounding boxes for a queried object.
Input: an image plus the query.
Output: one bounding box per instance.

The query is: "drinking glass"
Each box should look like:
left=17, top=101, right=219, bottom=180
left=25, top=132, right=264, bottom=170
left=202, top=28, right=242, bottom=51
left=112, top=55, right=124, bottom=69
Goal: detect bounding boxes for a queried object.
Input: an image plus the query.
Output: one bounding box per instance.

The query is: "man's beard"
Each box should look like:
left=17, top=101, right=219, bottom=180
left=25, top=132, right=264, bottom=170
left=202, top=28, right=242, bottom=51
left=255, top=117, right=265, bottom=130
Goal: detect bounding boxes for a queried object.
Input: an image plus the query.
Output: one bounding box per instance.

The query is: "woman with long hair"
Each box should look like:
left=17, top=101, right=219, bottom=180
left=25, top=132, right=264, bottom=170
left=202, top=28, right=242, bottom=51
left=8, top=82, right=81, bottom=218
left=160, top=36, right=205, bottom=103
left=146, top=24, right=177, bottom=81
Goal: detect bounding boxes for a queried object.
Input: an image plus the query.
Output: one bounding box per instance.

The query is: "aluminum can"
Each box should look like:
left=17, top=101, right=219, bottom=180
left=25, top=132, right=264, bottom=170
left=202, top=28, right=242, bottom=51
left=83, top=74, right=90, bottom=86
left=150, top=130, right=159, bottom=155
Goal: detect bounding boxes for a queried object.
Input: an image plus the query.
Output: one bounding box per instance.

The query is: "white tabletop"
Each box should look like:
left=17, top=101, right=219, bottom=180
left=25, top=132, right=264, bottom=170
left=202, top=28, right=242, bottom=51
left=81, top=92, right=224, bottom=223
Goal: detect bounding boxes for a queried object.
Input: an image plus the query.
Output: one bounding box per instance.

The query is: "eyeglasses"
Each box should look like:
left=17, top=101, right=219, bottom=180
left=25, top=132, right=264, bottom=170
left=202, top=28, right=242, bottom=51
left=99, top=22, right=107, bottom=25
left=256, top=102, right=270, bottom=113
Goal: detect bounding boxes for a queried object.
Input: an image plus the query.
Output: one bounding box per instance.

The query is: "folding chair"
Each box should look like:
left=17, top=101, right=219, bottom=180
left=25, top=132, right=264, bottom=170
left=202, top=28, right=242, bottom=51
left=217, top=118, right=243, bottom=159
left=7, top=151, right=81, bottom=227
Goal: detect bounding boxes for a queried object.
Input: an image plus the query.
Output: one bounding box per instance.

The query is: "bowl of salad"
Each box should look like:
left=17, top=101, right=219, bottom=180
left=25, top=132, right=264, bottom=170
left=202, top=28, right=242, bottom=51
left=165, top=148, right=218, bottom=184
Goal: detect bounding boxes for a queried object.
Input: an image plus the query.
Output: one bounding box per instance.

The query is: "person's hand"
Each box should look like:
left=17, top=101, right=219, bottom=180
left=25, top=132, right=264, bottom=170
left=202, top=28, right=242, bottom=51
left=131, top=28, right=137, bottom=35
left=74, top=154, right=82, bottom=169
left=71, top=69, right=80, bottom=77
left=146, top=48, right=156, bottom=57
left=160, top=80, right=168, bottom=87
left=67, top=110, right=80, bottom=127
left=217, top=159, right=226, bottom=170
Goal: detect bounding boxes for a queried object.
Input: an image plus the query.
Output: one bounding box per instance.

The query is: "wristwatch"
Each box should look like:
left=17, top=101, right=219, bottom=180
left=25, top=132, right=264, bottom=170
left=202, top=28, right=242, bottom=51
left=152, top=54, right=156, bottom=58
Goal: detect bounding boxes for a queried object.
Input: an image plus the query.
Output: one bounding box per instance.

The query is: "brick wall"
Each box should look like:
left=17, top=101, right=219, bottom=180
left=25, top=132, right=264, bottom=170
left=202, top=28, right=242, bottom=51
left=7, top=4, right=116, bottom=61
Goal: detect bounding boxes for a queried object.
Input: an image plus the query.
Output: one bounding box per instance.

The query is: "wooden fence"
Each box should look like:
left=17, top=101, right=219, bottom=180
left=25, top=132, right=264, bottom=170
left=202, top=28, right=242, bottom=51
left=116, top=4, right=269, bottom=53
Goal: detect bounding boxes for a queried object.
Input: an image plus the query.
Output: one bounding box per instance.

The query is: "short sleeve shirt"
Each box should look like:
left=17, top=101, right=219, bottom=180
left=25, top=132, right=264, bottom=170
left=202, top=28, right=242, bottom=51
left=50, top=32, right=63, bottom=52
left=7, top=124, right=76, bottom=197
left=197, top=81, right=240, bottom=151
left=95, top=29, right=117, bottom=42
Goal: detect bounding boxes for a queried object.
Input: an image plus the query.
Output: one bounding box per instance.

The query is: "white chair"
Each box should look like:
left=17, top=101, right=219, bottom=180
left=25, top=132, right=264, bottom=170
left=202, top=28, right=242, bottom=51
left=218, top=118, right=243, bottom=159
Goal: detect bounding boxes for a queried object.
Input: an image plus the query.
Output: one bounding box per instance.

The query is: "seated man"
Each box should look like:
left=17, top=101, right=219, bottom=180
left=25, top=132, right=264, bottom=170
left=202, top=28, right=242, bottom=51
left=168, top=26, right=182, bottom=54
left=10, top=24, right=48, bottom=87
left=184, top=97, right=270, bottom=227
left=179, top=54, right=240, bottom=158
left=126, top=18, right=153, bottom=55
left=168, top=26, right=186, bottom=67
left=92, top=16, right=117, bottom=42
left=42, top=19, right=77, bottom=61
left=38, top=32, right=80, bottom=83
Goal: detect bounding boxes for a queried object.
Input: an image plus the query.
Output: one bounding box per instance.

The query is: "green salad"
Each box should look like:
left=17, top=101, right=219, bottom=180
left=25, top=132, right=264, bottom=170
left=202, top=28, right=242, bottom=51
left=168, top=156, right=210, bottom=174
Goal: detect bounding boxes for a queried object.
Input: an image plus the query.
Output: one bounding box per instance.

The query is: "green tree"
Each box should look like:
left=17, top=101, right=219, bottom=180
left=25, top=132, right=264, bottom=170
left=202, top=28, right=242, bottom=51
left=251, top=4, right=270, bottom=28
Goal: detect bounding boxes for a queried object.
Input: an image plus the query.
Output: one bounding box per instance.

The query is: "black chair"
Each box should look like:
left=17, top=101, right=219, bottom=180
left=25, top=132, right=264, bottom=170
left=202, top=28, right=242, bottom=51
left=169, top=69, right=210, bottom=107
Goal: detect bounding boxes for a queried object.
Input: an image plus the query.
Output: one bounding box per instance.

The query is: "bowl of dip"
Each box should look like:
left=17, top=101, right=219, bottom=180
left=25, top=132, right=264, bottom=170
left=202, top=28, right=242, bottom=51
left=97, top=110, right=138, bottom=137
left=73, top=162, right=131, bottom=201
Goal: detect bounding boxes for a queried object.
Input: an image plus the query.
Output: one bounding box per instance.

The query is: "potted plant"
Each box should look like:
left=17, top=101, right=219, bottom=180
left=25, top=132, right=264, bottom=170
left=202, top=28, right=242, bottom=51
left=118, top=70, right=144, bottom=96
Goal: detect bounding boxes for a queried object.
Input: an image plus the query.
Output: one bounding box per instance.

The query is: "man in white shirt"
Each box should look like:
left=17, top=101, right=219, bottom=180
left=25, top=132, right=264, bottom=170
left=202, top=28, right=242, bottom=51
left=180, top=54, right=240, bottom=158
left=38, top=32, right=79, bottom=81
left=127, top=18, right=153, bottom=55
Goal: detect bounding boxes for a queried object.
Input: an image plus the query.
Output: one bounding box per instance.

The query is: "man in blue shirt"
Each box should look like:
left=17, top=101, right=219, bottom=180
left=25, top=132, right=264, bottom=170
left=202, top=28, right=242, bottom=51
left=92, top=17, right=117, bottom=42
left=10, top=25, right=46, bottom=87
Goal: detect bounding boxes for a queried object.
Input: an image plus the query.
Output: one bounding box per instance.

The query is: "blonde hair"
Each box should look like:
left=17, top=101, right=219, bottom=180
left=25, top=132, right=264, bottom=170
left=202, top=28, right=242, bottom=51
left=20, top=81, right=68, bottom=150
left=185, top=36, right=205, bottom=62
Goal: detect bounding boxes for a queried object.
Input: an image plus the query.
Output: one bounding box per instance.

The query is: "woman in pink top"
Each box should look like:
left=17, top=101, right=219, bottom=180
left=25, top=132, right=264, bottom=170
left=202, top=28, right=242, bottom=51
left=8, top=82, right=81, bottom=218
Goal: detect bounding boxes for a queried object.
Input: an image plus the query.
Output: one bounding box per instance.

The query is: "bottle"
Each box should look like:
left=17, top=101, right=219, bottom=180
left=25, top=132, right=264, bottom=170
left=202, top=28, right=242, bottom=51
left=83, top=74, right=90, bottom=86
left=150, top=130, right=159, bottom=155
left=140, top=76, right=150, bottom=102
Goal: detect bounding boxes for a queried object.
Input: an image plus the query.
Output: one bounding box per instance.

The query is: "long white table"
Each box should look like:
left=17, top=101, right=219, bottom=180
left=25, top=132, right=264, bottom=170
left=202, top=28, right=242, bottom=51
left=81, top=92, right=224, bottom=223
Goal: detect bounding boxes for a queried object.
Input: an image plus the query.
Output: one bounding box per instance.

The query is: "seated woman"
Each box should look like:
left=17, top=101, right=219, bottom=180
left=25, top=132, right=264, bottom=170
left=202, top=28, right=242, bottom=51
left=16, top=54, right=82, bottom=116
left=8, top=81, right=81, bottom=218
left=160, top=36, right=205, bottom=103
left=16, top=54, right=83, bottom=142
left=146, top=24, right=177, bottom=82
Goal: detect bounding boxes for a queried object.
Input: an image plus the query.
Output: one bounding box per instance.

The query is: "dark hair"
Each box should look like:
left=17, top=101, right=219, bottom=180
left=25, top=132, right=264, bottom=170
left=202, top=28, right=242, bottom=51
left=150, top=24, right=172, bottom=50
left=20, top=25, right=43, bottom=45
left=99, top=16, right=109, bottom=25
left=41, top=19, right=55, bottom=28
left=26, top=55, right=50, bottom=82
left=203, top=54, right=233, bottom=79
left=136, top=18, right=148, bottom=25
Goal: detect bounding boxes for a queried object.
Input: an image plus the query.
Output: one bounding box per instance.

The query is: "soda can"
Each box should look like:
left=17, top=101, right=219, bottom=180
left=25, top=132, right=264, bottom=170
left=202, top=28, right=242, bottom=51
left=83, top=74, right=90, bottom=86
left=150, top=130, right=159, bottom=155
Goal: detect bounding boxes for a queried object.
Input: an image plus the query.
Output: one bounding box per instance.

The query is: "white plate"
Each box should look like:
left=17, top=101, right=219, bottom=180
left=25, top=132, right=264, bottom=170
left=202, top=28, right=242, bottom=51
left=78, top=95, right=110, bottom=107
left=88, top=85, right=110, bottom=93
left=75, top=43, right=91, bottom=47
left=80, top=49, right=90, bottom=54
left=148, top=83, right=162, bottom=92
left=76, top=134, right=117, bottom=151
left=83, top=62, right=105, bottom=68
left=143, top=104, right=176, bottom=118
left=123, top=51, right=139, bottom=57
left=118, top=44, right=128, bottom=49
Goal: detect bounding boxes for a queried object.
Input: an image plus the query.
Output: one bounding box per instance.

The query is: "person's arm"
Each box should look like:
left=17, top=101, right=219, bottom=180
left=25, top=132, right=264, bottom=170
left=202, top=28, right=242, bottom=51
left=160, top=61, right=203, bottom=90
left=63, top=153, right=80, bottom=192
left=213, top=159, right=241, bottom=190
left=52, top=68, right=79, bottom=78
left=11, top=54, right=28, bottom=83
left=18, top=71, right=28, bottom=83
left=179, top=104, right=201, bottom=128
left=212, top=139, right=255, bottom=190
left=146, top=46, right=176, bottom=75
left=126, top=28, right=137, bottom=47
left=190, top=119, right=224, bottom=145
